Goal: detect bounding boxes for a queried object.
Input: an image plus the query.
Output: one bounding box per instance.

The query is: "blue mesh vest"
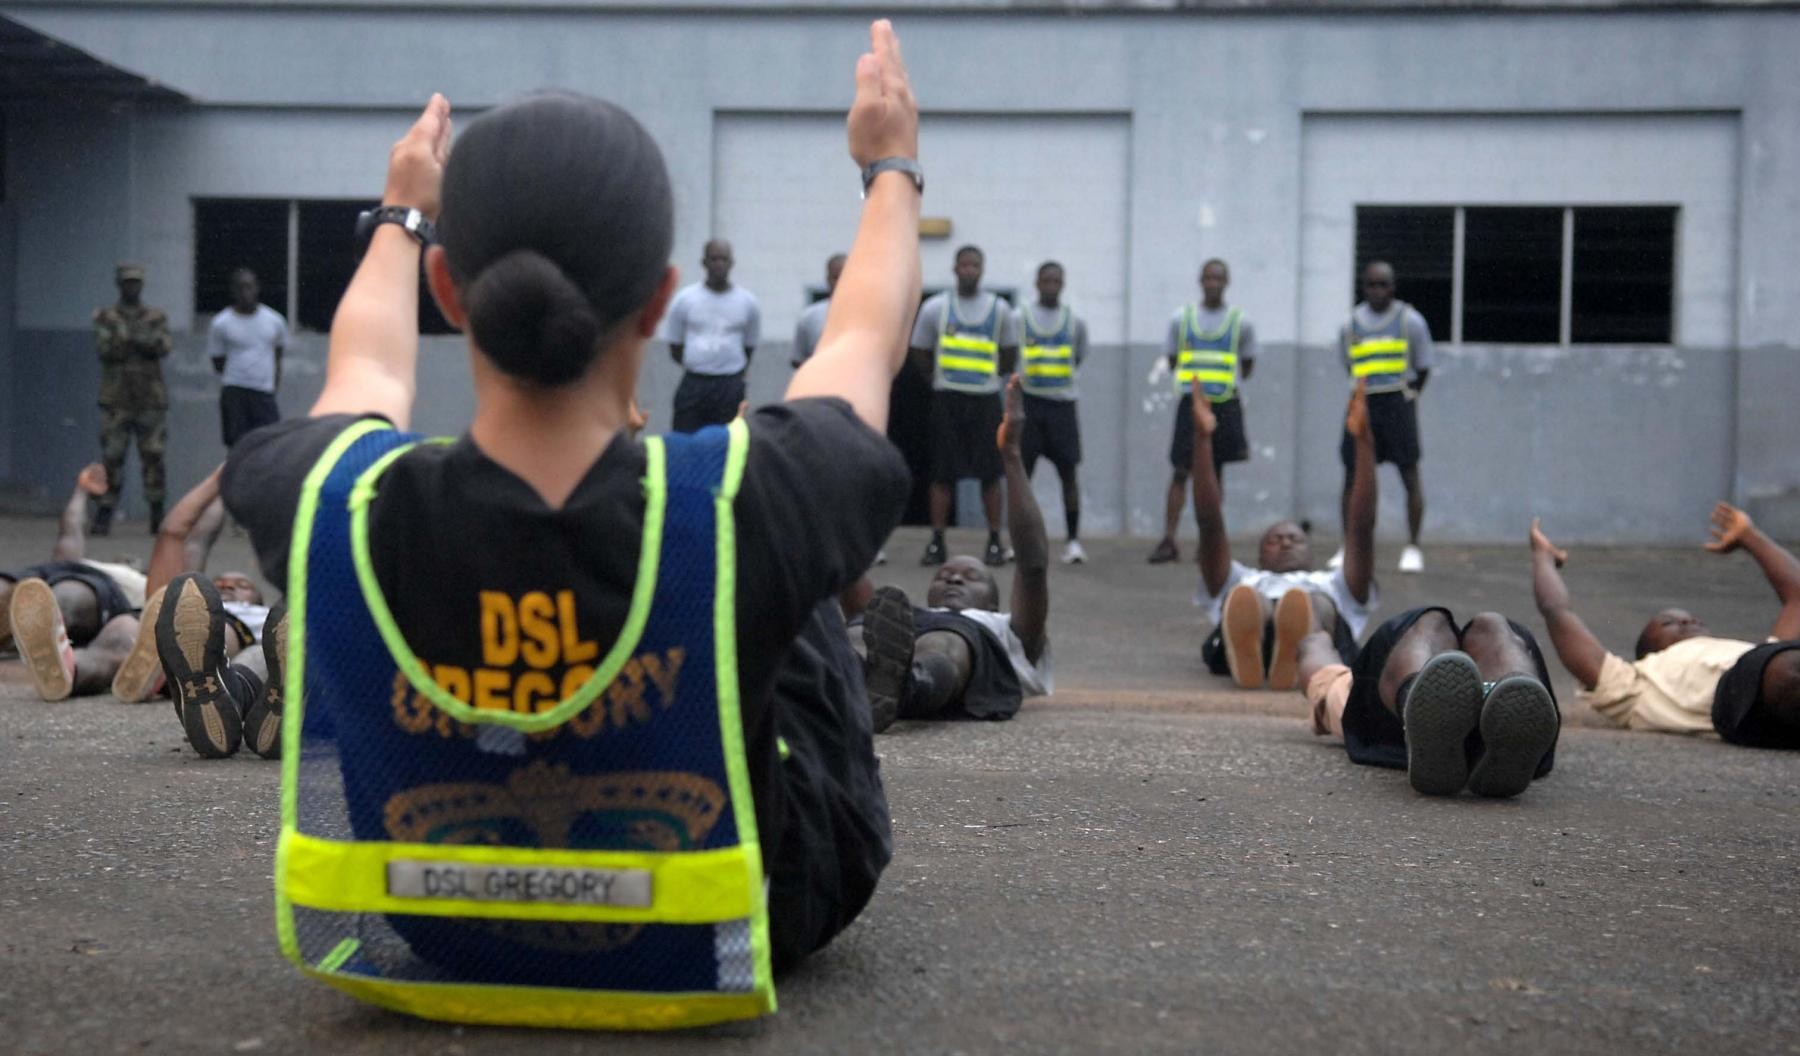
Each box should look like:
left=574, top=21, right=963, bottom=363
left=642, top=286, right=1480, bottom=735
left=1174, top=305, right=1242, bottom=403
left=934, top=294, right=1005, bottom=394
left=1346, top=303, right=1411, bottom=394
left=275, top=417, right=775, bottom=1030
left=1019, top=305, right=1076, bottom=399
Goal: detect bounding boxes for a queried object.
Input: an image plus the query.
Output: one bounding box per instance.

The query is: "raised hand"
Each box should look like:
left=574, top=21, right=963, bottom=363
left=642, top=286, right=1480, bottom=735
left=77, top=463, right=108, bottom=497
left=997, top=374, right=1026, bottom=453
left=1190, top=390, right=1217, bottom=436
left=384, top=93, right=452, bottom=220
left=1530, top=517, right=1568, bottom=569
left=1704, top=501, right=1754, bottom=554
left=847, top=20, right=918, bottom=169
left=1345, top=378, right=1371, bottom=440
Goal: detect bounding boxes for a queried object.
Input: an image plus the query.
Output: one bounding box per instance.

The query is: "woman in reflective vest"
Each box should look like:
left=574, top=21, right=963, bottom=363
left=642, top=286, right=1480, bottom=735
left=246, top=23, right=923, bottom=1030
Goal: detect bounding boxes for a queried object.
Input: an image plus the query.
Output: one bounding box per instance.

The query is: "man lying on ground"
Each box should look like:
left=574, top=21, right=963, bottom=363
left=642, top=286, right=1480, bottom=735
left=1193, top=382, right=1378, bottom=690
left=1532, top=505, right=1800, bottom=749
left=1298, top=606, right=1560, bottom=799
left=856, top=376, right=1051, bottom=730
left=2, top=464, right=146, bottom=700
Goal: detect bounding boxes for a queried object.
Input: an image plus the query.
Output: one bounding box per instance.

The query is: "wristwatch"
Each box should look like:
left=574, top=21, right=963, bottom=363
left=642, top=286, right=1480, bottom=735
left=355, top=205, right=435, bottom=251
left=861, top=157, right=924, bottom=198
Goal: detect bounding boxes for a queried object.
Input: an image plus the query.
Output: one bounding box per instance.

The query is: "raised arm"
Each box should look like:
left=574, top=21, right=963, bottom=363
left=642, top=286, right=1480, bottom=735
left=309, top=93, right=452, bottom=429
left=1341, top=381, right=1376, bottom=604
left=999, top=376, right=1049, bottom=662
left=1705, top=502, right=1800, bottom=640
left=1190, top=395, right=1232, bottom=597
left=1530, top=517, right=1606, bottom=689
left=784, top=21, right=922, bottom=432
left=50, top=464, right=108, bottom=561
left=145, top=466, right=226, bottom=595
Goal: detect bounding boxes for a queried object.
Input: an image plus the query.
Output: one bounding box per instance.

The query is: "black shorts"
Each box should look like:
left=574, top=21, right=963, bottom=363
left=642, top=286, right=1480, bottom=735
left=672, top=371, right=745, bottom=433
left=220, top=385, right=281, bottom=448
left=1339, top=607, right=1558, bottom=774
left=929, top=389, right=1004, bottom=485
left=1020, top=394, right=1081, bottom=474
left=1340, top=389, right=1420, bottom=469
left=1711, top=640, right=1800, bottom=750
left=2, top=560, right=136, bottom=642
left=910, top=607, right=1023, bottom=721
left=766, top=601, right=894, bottom=970
left=1170, top=394, right=1248, bottom=473
left=1201, top=598, right=1357, bottom=675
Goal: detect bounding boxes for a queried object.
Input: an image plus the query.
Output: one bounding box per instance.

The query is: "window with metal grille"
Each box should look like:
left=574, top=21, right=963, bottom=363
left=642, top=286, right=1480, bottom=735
left=1352, top=205, right=1676, bottom=345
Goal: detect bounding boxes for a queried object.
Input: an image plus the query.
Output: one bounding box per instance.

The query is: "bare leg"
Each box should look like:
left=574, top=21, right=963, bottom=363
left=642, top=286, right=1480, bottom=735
left=1296, top=630, right=1343, bottom=691
left=72, top=614, right=138, bottom=696
left=1378, top=609, right=1458, bottom=715
left=1308, top=592, right=1339, bottom=634
left=980, top=479, right=1002, bottom=535
left=1459, top=612, right=1534, bottom=682
left=1400, top=464, right=1424, bottom=546
left=929, top=482, right=952, bottom=533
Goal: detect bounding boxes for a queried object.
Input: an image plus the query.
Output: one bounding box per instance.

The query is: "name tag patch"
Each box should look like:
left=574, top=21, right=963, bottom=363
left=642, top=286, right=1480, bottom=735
left=386, top=861, right=653, bottom=907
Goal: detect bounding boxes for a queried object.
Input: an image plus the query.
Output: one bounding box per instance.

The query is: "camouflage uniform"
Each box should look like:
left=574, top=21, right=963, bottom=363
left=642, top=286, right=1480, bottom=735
left=93, top=288, right=172, bottom=516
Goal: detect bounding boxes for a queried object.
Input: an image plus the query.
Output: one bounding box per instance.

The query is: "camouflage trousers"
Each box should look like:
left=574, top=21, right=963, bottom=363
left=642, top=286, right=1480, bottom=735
left=98, top=403, right=167, bottom=508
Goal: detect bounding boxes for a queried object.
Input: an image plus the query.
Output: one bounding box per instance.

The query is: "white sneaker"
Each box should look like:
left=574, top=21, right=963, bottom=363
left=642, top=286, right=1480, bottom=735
left=874, top=549, right=888, bottom=566
left=1326, top=547, right=1345, bottom=570
left=1061, top=540, right=1088, bottom=564
left=1398, top=544, right=1424, bottom=574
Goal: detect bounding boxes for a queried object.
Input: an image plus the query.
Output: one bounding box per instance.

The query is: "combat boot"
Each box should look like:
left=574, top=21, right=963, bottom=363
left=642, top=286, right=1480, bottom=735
left=89, top=505, right=114, bottom=536
left=148, top=501, right=164, bottom=534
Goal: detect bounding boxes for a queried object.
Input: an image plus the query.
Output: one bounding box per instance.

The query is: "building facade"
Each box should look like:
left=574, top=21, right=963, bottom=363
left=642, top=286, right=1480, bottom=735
left=2, top=1, right=1796, bottom=542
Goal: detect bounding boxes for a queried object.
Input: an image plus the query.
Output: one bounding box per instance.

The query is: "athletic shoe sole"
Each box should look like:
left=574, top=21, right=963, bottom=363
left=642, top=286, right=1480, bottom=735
left=112, top=586, right=167, bottom=703
left=242, top=602, right=287, bottom=759
left=158, top=574, right=239, bottom=759
left=920, top=543, right=946, bottom=567
left=861, top=586, right=915, bottom=734
left=11, top=578, right=75, bottom=701
left=1403, top=651, right=1484, bottom=796
left=1221, top=583, right=1265, bottom=690
left=1266, top=588, right=1312, bottom=691
left=1468, top=676, right=1559, bottom=799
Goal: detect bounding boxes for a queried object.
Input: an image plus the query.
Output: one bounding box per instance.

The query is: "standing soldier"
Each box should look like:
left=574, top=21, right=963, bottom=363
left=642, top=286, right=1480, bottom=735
left=1015, top=261, right=1090, bottom=564
left=1148, top=259, right=1256, bottom=564
left=1333, top=260, right=1434, bottom=574
left=909, top=244, right=1020, bottom=567
left=92, top=262, right=172, bottom=535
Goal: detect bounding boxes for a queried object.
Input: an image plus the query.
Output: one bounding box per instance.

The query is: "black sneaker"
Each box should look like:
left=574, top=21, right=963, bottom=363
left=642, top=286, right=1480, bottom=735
left=88, top=505, right=114, bottom=537
left=920, top=537, right=946, bottom=566
left=158, top=573, right=240, bottom=758
left=861, top=586, right=915, bottom=734
left=1467, top=676, right=1559, bottom=799
left=983, top=538, right=1006, bottom=567
left=1146, top=538, right=1179, bottom=564
left=1401, top=651, right=1483, bottom=797
left=242, top=602, right=287, bottom=760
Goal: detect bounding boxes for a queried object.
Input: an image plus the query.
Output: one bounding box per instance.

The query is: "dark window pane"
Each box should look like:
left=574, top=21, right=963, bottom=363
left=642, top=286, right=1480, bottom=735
left=1463, top=207, right=1562, bottom=344
left=193, top=199, right=288, bottom=316
left=1571, top=207, right=1675, bottom=344
left=1354, top=206, right=1453, bottom=340
left=296, top=200, right=367, bottom=331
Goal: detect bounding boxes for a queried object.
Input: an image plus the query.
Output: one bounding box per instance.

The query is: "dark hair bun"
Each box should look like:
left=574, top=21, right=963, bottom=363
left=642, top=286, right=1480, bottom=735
left=463, top=249, right=600, bottom=387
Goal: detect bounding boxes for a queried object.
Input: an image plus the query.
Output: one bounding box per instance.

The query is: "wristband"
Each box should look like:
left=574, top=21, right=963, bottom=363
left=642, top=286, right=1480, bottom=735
left=861, top=157, right=924, bottom=197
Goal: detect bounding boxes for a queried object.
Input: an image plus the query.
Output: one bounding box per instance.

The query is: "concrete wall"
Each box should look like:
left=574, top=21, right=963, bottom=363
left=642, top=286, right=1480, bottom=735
left=1, top=3, right=1795, bottom=541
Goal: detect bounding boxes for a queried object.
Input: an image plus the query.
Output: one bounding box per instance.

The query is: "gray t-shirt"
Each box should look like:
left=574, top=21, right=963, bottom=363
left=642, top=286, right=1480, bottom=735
left=910, top=291, right=1022, bottom=393
left=206, top=304, right=288, bottom=394
left=1163, top=304, right=1258, bottom=365
left=663, top=283, right=762, bottom=376
left=791, top=298, right=831, bottom=367
left=1337, top=301, right=1435, bottom=380
left=1015, top=302, right=1090, bottom=402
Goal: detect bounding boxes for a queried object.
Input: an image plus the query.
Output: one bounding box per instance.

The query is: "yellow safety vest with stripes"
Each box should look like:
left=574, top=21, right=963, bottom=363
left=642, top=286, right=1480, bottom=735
left=1019, top=304, right=1076, bottom=399
left=1346, top=303, right=1412, bottom=394
left=934, top=293, right=1005, bottom=395
left=1175, top=305, right=1242, bottom=404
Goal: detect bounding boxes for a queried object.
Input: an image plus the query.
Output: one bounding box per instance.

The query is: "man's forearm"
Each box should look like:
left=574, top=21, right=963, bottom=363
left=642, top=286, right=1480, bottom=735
left=1742, top=528, right=1800, bottom=604
left=1532, top=550, right=1572, bottom=613
left=1191, top=430, right=1231, bottom=593
left=1347, top=431, right=1377, bottom=547
left=1004, top=446, right=1048, bottom=572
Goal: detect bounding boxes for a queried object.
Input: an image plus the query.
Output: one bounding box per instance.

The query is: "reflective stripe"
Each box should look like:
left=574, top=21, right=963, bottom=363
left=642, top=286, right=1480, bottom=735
left=1175, top=305, right=1242, bottom=402
left=302, top=968, right=772, bottom=1030
left=281, top=831, right=758, bottom=923
left=1349, top=335, right=1409, bottom=392
left=939, top=353, right=997, bottom=373
left=936, top=295, right=1005, bottom=394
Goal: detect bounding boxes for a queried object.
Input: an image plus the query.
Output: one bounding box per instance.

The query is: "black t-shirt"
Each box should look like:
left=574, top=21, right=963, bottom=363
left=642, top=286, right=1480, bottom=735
left=221, top=398, right=908, bottom=851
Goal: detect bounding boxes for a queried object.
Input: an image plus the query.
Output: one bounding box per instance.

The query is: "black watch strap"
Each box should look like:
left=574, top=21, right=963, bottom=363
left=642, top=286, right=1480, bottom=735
left=861, top=157, right=924, bottom=197
left=356, top=205, right=435, bottom=251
